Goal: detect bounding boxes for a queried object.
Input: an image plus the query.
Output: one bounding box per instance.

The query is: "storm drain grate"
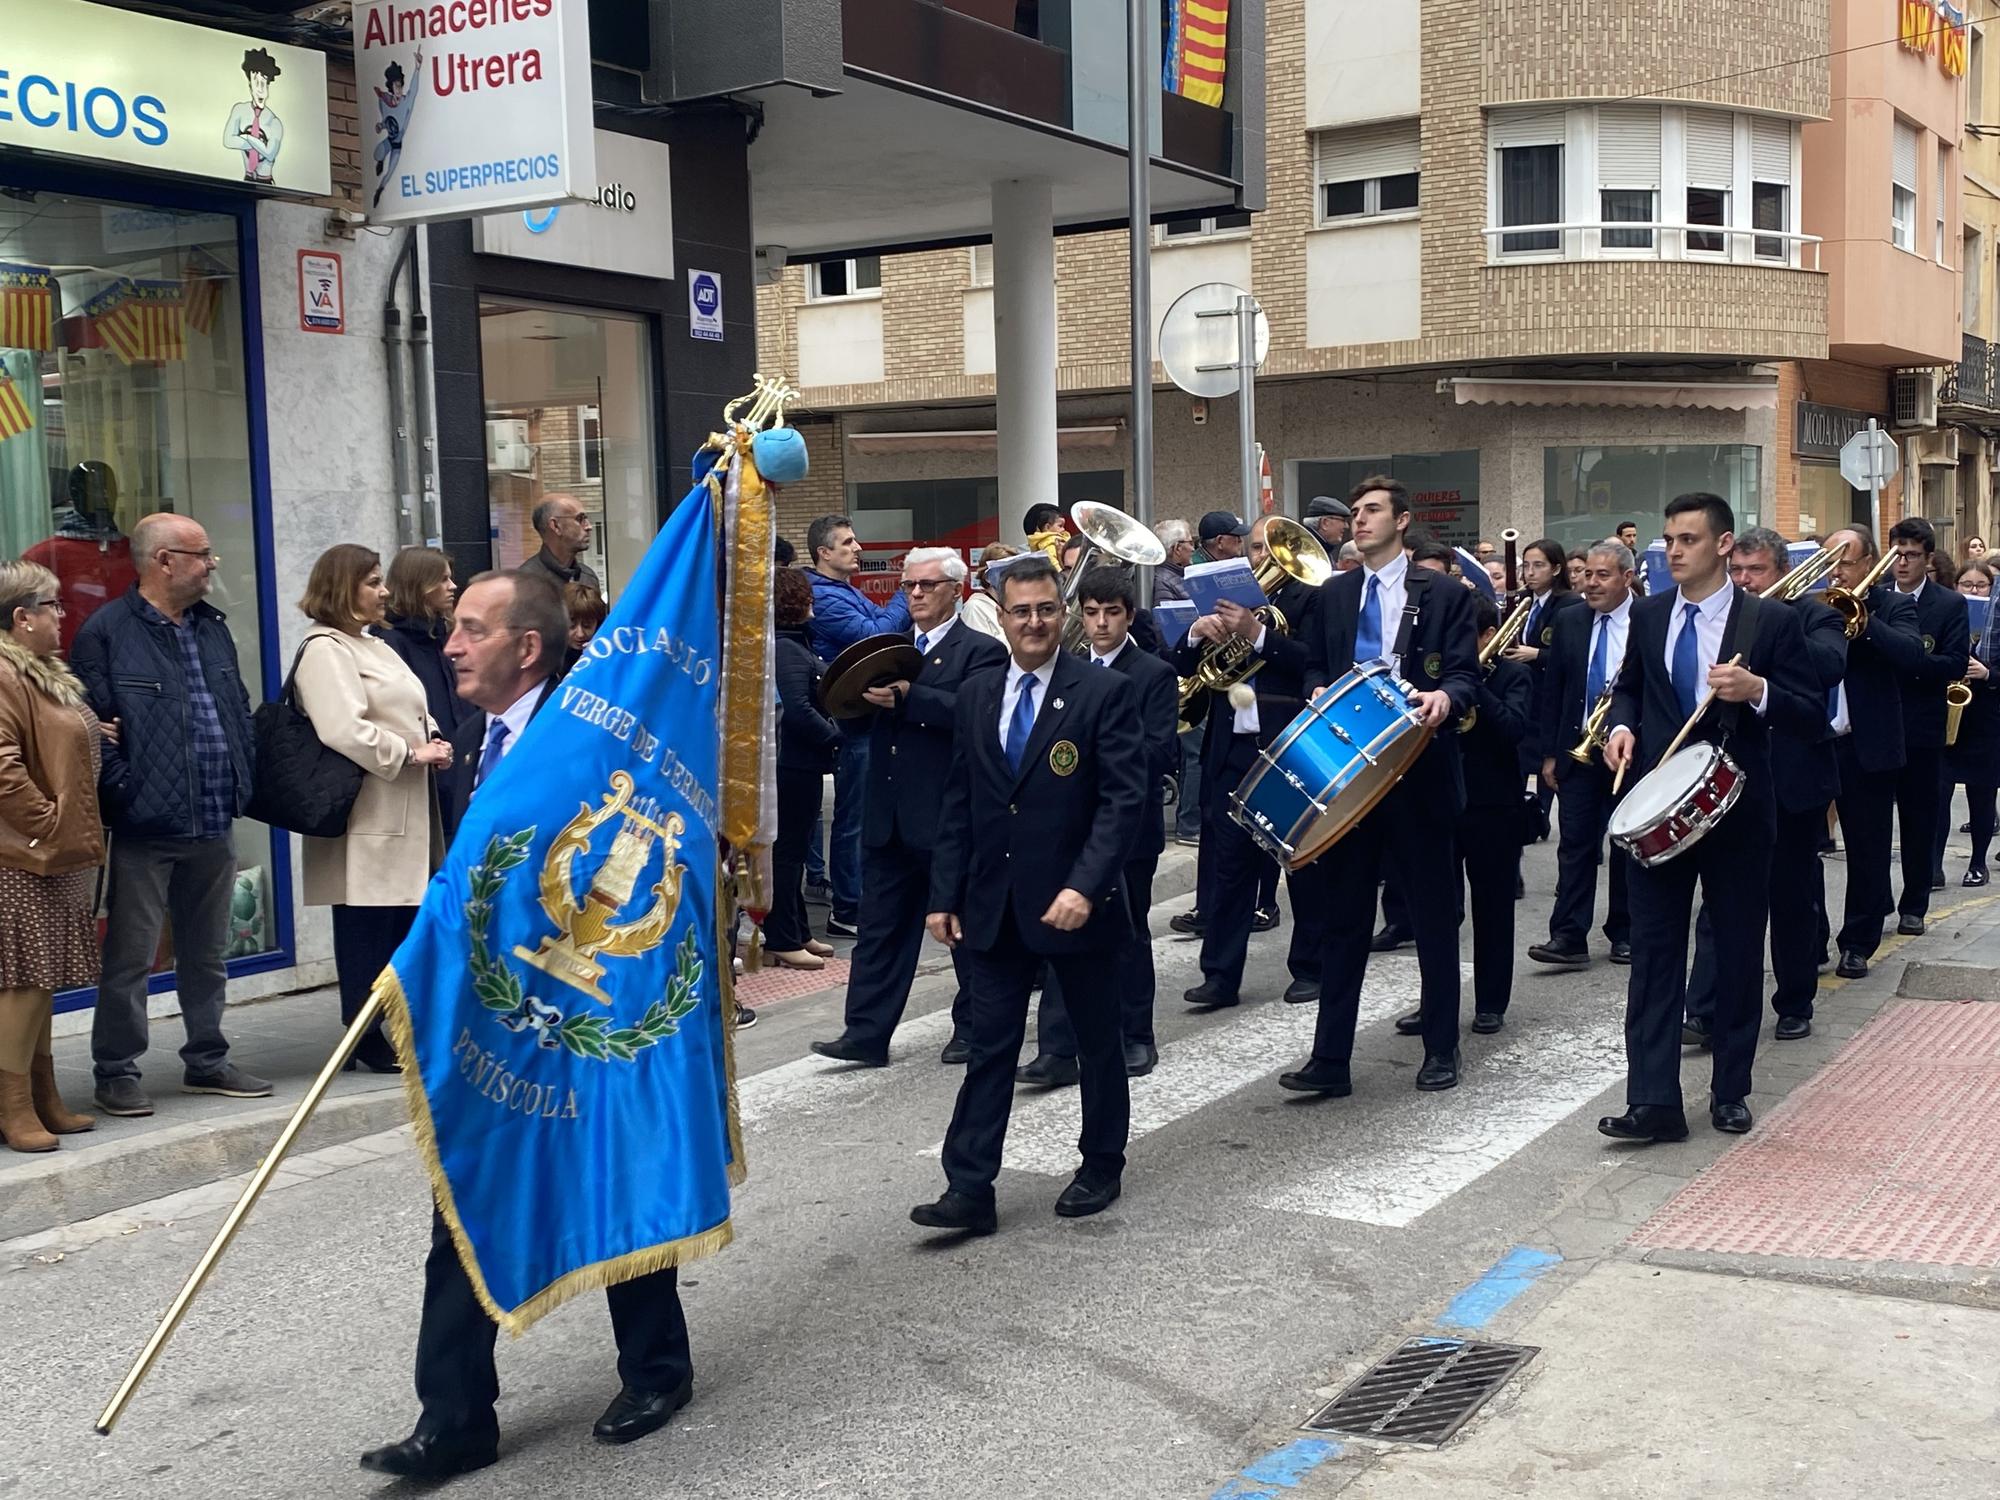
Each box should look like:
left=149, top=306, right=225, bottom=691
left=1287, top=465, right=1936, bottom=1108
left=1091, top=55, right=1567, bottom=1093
left=1303, top=1337, right=1538, bottom=1448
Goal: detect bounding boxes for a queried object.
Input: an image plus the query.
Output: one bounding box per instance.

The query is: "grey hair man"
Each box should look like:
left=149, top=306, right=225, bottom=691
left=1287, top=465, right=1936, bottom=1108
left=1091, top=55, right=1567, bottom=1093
left=1152, top=519, right=1193, bottom=602
left=1335, top=541, right=1363, bottom=572
left=520, top=493, right=601, bottom=595
left=1304, top=496, right=1351, bottom=550
left=71, top=512, right=269, bottom=1116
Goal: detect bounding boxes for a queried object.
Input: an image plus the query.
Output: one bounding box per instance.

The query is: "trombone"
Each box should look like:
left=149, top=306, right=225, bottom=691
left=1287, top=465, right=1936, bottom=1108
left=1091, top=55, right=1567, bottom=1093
left=1061, top=500, right=1165, bottom=653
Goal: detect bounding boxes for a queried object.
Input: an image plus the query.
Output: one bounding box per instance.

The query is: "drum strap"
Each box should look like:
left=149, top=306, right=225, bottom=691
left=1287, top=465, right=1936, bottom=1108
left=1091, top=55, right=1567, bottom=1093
left=1391, top=570, right=1432, bottom=667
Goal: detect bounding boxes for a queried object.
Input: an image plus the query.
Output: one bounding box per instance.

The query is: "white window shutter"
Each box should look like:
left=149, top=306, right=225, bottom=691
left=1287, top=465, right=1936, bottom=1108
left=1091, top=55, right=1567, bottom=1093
left=1686, top=109, right=1735, bottom=187
left=1893, top=118, right=1919, bottom=191
left=1751, top=116, right=1792, bottom=182
left=1316, top=119, right=1421, bottom=184
left=1489, top=107, right=1567, bottom=150
left=1597, top=104, right=1662, bottom=187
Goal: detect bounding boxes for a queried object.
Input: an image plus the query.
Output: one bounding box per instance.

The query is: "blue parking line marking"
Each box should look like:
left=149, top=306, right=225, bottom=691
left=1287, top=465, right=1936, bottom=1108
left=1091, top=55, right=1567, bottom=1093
left=1439, top=1245, right=1562, bottom=1330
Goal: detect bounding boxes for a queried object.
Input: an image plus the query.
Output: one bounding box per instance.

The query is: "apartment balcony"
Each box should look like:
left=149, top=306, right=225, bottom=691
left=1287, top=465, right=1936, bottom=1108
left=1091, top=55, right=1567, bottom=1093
left=1941, top=333, right=1997, bottom=413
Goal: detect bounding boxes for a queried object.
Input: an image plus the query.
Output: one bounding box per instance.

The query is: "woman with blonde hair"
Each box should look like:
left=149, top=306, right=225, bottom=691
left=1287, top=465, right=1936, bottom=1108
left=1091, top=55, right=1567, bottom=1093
left=960, top=542, right=1019, bottom=640
left=378, top=545, right=469, bottom=741
left=294, top=544, right=453, bottom=1073
left=0, top=561, right=107, bottom=1150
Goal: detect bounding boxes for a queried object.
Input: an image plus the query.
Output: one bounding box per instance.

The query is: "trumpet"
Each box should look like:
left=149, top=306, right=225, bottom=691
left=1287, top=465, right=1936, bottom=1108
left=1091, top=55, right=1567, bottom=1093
left=1824, top=548, right=1899, bottom=640
left=1176, top=517, right=1333, bottom=728
left=1570, top=679, right=1618, bottom=763
left=1459, top=594, right=1534, bottom=734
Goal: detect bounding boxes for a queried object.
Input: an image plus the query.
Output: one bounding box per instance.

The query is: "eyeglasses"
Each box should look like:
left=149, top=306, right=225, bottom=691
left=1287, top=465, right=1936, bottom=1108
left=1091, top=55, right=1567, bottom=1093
left=32, top=597, right=63, bottom=613
left=900, top=578, right=953, bottom=593
left=1004, top=603, right=1064, bottom=622
left=162, top=548, right=219, bottom=563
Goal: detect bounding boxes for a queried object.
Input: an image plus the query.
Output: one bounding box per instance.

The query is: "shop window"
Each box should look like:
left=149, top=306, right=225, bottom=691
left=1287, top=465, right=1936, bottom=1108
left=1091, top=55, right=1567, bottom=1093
left=0, top=190, right=279, bottom=979
left=849, top=469, right=1124, bottom=549
left=808, top=257, right=882, bottom=299
left=479, top=300, right=655, bottom=596
left=1294, top=451, right=1480, bottom=547
left=1543, top=445, right=1762, bottom=555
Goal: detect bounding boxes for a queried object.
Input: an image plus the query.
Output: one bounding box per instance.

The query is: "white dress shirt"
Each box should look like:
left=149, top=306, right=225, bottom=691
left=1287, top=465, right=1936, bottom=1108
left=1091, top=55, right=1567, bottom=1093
left=1662, top=584, right=1769, bottom=718
left=1088, top=637, right=1129, bottom=669
left=914, top=614, right=957, bottom=654
left=1896, top=577, right=1928, bottom=604
left=488, top=680, right=542, bottom=762
left=1358, top=549, right=1412, bottom=673
left=1582, top=595, right=1633, bottom=720
left=997, top=657, right=1057, bottom=754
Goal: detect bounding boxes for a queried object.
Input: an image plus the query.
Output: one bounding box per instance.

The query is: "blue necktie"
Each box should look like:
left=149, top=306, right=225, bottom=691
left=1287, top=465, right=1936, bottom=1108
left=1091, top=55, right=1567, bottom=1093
left=916, top=631, right=930, bottom=654
left=1671, top=602, right=1701, bottom=720
left=1527, top=597, right=1544, bottom=643
left=1827, top=681, right=1841, bottom=726
left=1005, top=675, right=1037, bottom=774
left=1356, top=574, right=1383, bottom=661
left=1094, top=655, right=1108, bottom=666
left=1586, top=612, right=1610, bottom=708
left=476, top=718, right=509, bottom=788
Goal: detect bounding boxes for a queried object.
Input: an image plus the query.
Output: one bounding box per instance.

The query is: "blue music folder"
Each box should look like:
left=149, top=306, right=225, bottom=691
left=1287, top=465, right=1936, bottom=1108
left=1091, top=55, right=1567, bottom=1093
left=1184, top=557, right=1266, bottom=617
left=1154, top=598, right=1198, bottom=648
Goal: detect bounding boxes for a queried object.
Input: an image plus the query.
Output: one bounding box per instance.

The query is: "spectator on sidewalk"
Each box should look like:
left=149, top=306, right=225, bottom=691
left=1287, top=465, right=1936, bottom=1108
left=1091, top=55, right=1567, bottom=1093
left=961, top=543, right=1019, bottom=640
left=769, top=568, right=841, bottom=970
left=561, top=580, right=607, bottom=676
left=378, top=546, right=470, bottom=743
left=72, top=514, right=269, bottom=1118
left=0, top=562, right=107, bottom=1152
left=1152, top=519, right=1193, bottom=601
left=294, top=544, right=453, bottom=1075
left=518, top=494, right=602, bottom=596
left=805, top=513, right=911, bottom=938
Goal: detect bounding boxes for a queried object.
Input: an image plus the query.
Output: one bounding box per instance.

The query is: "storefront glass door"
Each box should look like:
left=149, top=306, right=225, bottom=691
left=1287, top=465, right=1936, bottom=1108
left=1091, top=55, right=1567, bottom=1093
left=478, top=300, right=656, bottom=598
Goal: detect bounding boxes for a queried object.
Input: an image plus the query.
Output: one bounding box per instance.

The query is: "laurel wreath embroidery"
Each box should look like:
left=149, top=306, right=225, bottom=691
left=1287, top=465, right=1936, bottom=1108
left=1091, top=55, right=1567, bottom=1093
left=466, top=831, right=704, bottom=1064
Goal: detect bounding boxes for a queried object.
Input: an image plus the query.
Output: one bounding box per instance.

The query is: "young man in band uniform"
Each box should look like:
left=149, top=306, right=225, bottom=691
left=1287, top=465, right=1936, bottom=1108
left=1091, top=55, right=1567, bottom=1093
left=1599, top=494, right=1819, bottom=1143
left=1884, top=516, right=1971, bottom=936
left=1284, top=476, right=1479, bottom=1096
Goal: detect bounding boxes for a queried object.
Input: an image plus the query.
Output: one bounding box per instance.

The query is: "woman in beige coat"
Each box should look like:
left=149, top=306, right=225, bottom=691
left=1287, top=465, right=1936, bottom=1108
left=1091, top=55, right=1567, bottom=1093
left=293, top=544, right=453, bottom=1072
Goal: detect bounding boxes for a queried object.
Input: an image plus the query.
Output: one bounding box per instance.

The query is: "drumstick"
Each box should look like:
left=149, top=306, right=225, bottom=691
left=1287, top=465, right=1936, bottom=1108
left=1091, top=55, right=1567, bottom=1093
left=1611, top=652, right=1743, bottom=796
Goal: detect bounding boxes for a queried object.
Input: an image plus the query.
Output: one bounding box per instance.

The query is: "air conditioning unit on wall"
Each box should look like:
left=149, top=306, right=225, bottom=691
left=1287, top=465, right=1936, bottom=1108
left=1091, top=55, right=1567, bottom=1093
left=486, top=419, right=536, bottom=473
left=1892, top=370, right=1939, bottom=430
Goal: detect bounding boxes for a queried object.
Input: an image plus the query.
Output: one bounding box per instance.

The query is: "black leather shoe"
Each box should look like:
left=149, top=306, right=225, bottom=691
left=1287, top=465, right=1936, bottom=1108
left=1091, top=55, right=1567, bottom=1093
left=1054, top=1172, right=1121, bottom=1218
left=1608, top=940, right=1633, bottom=966
left=1898, top=914, right=1927, bottom=936
left=1514, top=874, right=1526, bottom=899
left=1527, top=943, right=1589, bottom=969
left=1597, top=1106, right=1690, bottom=1143
left=1016, top=1053, right=1080, bottom=1088
left=1681, top=1015, right=1713, bottom=1047
left=1774, top=1015, right=1812, bottom=1041
left=1278, top=1057, right=1352, bottom=1096
left=1370, top=926, right=1412, bottom=953
left=593, top=1380, right=692, bottom=1445
left=1472, top=1011, right=1504, bottom=1034
left=1123, top=1040, right=1158, bottom=1077
left=1393, top=1007, right=1423, bottom=1036
left=939, top=1034, right=971, bottom=1065
left=1965, top=865, right=1990, bottom=888
left=1282, top=977, right=1319, bottom=1005
left=1168, top=909, right=1206, bottom=935
left=359, top=1430, right=499, bottom=1478
left=1183, top=979, right=1239, bottom=1009
left=1251, top=905, right=1281, bottom=933
left=810, top=1036, right=889, bottom=1067
left=1415, top=1050, right=1460, bottom=1091
left=1835, top=950, right=1869, bottom=979
left=910, top=1189, right=998, bottom=1235
left=1710, top=1099, right=1754, bottom=1134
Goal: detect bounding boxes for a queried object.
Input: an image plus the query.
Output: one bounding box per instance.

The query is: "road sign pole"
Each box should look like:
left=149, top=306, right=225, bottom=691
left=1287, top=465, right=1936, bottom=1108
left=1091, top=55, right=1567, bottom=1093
left=1237, top=293, right=1259, bottom=531
left=1866, top=417, right=1883, bottom=542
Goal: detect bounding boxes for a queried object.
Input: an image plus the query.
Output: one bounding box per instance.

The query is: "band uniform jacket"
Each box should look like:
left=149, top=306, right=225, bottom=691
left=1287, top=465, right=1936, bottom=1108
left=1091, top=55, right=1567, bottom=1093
left=1520, top=589, right=1586, bottom=774
left=930, top=652, right=1146, bottom=956
left=1837, top=585, right=1924, bottom=774
left=1606, top=587, right=1822, bottom=827
left=1304, top=564, right=1481, bottom=809
left=1947, top=612, right=2000, bottom=784
left=1173, top=576, right=1319, bottom=762
left=1102, top=642, right=1179, bottom=860
left=1772, top=596, right=1848, bottom=815
left=1536, top=600, right=1619, bottom=763
left=438, top=678, right=559, bottom=842
left=1897, top=583, right=1973, bottom=751
left=1463, top=656, right=1533, bottom=810
left=864, top=623, right=1007, bottom=853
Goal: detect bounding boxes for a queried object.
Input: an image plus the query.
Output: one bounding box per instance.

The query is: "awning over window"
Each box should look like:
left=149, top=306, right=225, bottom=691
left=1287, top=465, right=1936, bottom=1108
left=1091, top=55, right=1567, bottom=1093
left=1445, top=378, right=1777, bottom=411
left=845, top=424, right=1124, bottom=455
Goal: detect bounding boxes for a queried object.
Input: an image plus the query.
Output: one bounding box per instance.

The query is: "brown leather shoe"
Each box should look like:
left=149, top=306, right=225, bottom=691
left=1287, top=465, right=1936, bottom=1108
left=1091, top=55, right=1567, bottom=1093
left=30, top=1053, right=94, bottom=1135
left=0, top=1070, right=57, bottom=1153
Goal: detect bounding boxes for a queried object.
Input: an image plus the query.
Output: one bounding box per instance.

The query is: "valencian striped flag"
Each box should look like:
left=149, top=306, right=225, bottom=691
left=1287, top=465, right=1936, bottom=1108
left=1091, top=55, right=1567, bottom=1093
left=0, top=369, right=33, bottom=442
left=85, top=279, right=187, bottom=365
left=375, top=453, right=743, bottom=1333
left=1165, top=0, right=1230, bottom=107
left=0, top=263, right=58, bottom=352
left=181, top=249, right=230, bottom=338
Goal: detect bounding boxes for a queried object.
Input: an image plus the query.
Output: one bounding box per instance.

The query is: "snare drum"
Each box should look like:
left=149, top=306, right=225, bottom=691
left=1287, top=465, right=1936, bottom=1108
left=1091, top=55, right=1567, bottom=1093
left=1607, top=742, right=1744, bottom=867
left=1229, top=661, right=1434, bottom=870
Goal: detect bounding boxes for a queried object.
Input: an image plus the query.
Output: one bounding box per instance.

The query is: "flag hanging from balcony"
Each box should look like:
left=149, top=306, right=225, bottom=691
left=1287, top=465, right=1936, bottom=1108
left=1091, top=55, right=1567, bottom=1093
left=181, top=249, right=231, bottom=338
left=1165, top=0, right=1229, bottom=108
left=85, top=279, right=187, bottom=365
left=0, top=263, right=58, bottom=352
left=0, top=369, right=34, bottom=442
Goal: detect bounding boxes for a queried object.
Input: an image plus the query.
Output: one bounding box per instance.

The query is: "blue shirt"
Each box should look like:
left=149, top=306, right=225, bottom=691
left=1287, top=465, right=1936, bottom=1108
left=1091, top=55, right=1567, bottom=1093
left=138, top=597, right=236, bottom=839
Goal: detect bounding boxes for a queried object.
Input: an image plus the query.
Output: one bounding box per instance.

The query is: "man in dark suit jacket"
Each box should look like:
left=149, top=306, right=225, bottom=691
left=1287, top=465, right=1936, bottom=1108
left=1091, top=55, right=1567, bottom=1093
left=1176, top=514, right=1322, bottom=1010
left=1598, top=494, right=1821, bottom=1146
left=1284, top=475, right=1480, bottom=1096
left=1886, top=516, right=1971, bottom=933
left=1025, top=567, right=1181, bottom=1080
left=914, top=557, right=1146, bottom=1233
left=1684, top=528, right=1849, bottom=1042
left=1531, top=540, right=1637, bottom=968
left=364, top=570, right=688, bottom=1479
left=811, top=549, right=1007, bottom=1067
left=1821, top=526, right=1925, bottom=975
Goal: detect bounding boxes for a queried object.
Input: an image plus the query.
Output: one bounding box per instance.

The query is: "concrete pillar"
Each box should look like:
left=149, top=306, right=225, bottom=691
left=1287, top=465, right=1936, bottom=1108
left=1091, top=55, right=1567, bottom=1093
left=992, top=178, right=1059, bottom=545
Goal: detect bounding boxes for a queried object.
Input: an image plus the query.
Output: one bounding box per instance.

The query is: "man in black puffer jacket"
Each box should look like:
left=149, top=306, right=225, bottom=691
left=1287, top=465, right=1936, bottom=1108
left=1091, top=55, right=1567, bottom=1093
left=70, top=514, right=268, bottom=1119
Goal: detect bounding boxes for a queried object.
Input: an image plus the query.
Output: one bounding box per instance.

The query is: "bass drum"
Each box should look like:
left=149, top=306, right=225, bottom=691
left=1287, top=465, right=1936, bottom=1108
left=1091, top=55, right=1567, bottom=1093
left=1607, top=742, right=1744, bottom=867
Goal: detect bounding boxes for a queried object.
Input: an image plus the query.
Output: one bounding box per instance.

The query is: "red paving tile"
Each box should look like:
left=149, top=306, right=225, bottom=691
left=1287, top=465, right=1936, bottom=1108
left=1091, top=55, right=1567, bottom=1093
left=1631, top=1000, right=2000, bottom=1267
left=735, top=957, right=848, bottom=1008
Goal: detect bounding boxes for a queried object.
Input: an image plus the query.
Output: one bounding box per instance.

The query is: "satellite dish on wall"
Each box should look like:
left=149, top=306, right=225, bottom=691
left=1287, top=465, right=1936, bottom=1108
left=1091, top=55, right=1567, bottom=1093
left=1159, top=282, right=1269, bottom=399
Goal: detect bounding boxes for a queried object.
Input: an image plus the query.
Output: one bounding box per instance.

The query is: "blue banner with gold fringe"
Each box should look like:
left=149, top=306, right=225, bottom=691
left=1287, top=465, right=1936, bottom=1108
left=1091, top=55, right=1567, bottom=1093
left=378, top=473, right=739, bottom=1334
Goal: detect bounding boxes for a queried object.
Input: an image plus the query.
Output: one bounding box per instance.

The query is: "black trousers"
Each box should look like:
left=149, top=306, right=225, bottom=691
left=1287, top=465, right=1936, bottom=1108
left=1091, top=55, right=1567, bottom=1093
left=839, top=835, right=968, bottom=1053
left=1257, top=859, right=1279, bottom=911
left=1196, top=734, right=1265, bottom=996
left=1037, top=856, right=1160, bottom=1054
left=413, top=1208, right=689, bottom=1440
left=333, top=904, right=417, bottom=1063
left=1547, top=760, right=1629, bottom=951
left=1834, top=736, right=1897, bottom=957
left=1686, top=804, right=1826, bottom=1024
left=1381, top=865, right=1462, bottom=939
left=766, top=766, right=823, bottom=953
left=1928, top=763, right=1996, bottom=874
left=1312, top=782, right=1463, bottom=1061
left=1457, top=805, right=1521, bottom=1015
left=1286, top=862, right=1327, bottom=984
left=1896, top=746, right=1944, bottom=920
left=1623, top=799, right=1771, bottom=1112
left=942, top=921, right=1128, bottom=1198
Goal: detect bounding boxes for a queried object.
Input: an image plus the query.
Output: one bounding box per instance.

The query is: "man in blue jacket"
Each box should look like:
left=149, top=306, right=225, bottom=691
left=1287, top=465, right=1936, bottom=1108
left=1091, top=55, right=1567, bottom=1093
left=70, top=514, right=269, bottom=1117
left=805, top=514, right=912, bottom=935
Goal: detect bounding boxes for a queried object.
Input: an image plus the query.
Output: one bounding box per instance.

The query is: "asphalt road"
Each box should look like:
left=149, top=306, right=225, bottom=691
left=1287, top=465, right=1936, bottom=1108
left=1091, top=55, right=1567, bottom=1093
left=0, top=824, right=1933, bottom=1498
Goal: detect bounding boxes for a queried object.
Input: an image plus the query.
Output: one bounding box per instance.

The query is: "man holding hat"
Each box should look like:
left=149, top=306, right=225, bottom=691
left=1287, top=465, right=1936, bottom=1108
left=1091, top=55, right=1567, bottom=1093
left=1305, top=496, right=1351, bottom=552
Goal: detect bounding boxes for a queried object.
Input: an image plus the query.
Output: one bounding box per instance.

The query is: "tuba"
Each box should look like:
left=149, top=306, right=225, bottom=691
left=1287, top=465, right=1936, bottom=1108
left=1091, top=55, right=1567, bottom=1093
left=1177, top=517, right=1333, bottom=727
left=1060, top=500, right=1166, bottom=653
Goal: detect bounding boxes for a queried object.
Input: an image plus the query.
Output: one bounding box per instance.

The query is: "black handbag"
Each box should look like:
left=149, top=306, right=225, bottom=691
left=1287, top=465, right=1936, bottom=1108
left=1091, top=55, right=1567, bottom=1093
left=244, top=639, right=365, bottom=838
